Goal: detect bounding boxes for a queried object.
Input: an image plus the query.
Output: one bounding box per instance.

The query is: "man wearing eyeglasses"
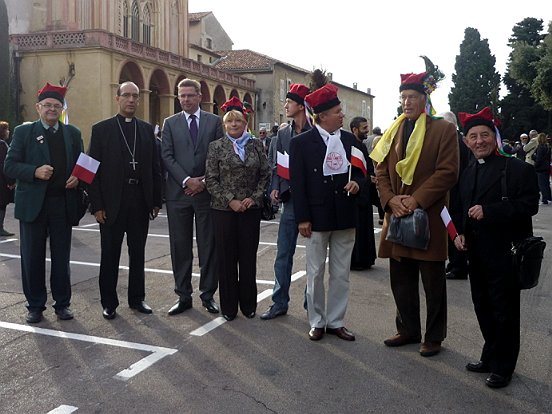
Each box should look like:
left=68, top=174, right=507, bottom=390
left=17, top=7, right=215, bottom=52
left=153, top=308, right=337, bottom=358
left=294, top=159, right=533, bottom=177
left=4, top=82, right=84, bottom=324
left=161, top=78, right=224, bottom=316
left=87, top=81, right=162, bottom=320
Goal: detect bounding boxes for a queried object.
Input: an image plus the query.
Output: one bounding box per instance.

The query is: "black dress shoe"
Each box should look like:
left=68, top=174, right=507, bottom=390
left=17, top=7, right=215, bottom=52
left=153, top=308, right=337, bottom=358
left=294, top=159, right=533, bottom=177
left=130, top=301, right=153, bottom=314
left=26, top=311, right=43, bottom=324
left=244, top=311, right=255, bottom=319
left=168, top=300, right=192, bottom=315
left=309, top=327, right=324, bottom=341
left=260, top=305, right=287, bottom=320
left=485, top=373, right=512, bottom=388
left=201, top=298, right=220, bottom=314
left=466, top=361, right=491, bottom=373
left=55, top=307, right=74, bottom=320
left=102, top=308, right=117, bottom=320
left=446, top=271, right=468, bottom=280
left=222, top=314, right=235, bottom=321
left=326, top=326, right=356, bottom=341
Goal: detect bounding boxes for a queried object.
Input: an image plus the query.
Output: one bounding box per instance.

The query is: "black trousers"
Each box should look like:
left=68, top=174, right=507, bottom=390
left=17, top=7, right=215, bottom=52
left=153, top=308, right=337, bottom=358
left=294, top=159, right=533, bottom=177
left=98, top=185, right=149, bottom=309
left=468, top=241, right=520, bottom=376
left=20, top=195, right=72, bottom=311
left=212, top=208, right=261, bottom=317
left=389, top=258, right=447, bottom=342
left=446, top=241, right=469, bottom=277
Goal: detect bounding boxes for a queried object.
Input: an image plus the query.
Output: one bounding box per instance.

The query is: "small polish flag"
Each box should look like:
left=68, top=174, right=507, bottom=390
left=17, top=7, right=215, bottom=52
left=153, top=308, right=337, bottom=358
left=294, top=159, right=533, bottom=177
left=440, top=206, right=458, bottom=241
left=351, top=146, right=367, bottom=177
left=72, top=152, right=100, bottom=184
left=277, top=151, right=290, bottom=180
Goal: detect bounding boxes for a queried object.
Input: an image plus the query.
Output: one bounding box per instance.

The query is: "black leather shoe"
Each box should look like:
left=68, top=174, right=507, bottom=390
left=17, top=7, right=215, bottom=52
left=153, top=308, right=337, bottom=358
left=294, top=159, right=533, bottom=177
left=26, top=311, right=43, bottom=324
left=466, top=361, right=491, bottom=373
left=201, top=298, right=220, bottom=314
left=309, top=327, right=324, bottom=341
left=130, top=301, right=153, bottom=314
left=55, top=307, right=74, bottom=320
left=168, top=300, right=192, bottom=315
left=326, top=326, right=356, bottom=341
left=244, top=311, right=256, bottom=319
left=446, top=271, right=468, bottom=280
left=485, top=373, right=512, bottom=388
left=260, top=305, right=287, bottom=320
left=102, top=308, right=116, bottom=320
left=222, top=314, right=235, bottom=321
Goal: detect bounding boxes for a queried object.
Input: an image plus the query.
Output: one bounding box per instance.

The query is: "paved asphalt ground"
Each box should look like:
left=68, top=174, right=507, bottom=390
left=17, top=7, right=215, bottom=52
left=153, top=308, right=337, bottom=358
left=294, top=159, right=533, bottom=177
left=0, top=202, right=551, bottom=414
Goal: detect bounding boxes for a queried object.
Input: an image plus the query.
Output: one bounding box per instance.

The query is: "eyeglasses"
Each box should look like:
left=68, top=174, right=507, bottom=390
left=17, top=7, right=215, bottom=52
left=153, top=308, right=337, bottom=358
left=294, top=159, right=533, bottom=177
left=39, top=103, right=63, bottom=110
left=119, top=93, right=140, bottom=99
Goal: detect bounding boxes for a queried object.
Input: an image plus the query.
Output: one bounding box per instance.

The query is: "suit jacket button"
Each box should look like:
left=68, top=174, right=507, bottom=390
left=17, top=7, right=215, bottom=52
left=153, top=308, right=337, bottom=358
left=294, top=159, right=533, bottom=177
left=313, top=168, right=317, bottom=172
left=323, top=180, right=327, bottom=184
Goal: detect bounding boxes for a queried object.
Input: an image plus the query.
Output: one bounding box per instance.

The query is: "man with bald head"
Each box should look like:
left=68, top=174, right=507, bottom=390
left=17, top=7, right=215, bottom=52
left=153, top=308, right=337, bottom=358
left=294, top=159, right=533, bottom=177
left=88, top=81, right=162, bottom=320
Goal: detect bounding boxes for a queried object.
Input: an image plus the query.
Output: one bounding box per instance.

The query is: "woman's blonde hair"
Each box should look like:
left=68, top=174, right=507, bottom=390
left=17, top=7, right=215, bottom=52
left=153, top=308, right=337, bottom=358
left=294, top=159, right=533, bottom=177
left=223, top=110, right=246, bottom=124
left=537, top=132, right=547, bottom=145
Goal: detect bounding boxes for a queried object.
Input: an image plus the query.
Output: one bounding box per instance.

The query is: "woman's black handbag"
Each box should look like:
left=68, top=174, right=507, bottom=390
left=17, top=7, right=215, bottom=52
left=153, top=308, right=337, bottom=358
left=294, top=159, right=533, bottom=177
left=512, top=236, right=546, bottom=289
left=386, top=208, right=430, bottom=250
left=261, top=193, right=275, bottom=220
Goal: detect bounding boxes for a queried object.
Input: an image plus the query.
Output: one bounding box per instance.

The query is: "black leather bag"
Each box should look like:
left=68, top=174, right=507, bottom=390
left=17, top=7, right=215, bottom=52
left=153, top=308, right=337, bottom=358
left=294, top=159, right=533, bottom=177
left=261, top=193, right=275, bottom=220
left=77, top=185, right=90, bottom=221
left=386, top=208, right=430, bottom=250
left=512, top=236, right=546, bottom=289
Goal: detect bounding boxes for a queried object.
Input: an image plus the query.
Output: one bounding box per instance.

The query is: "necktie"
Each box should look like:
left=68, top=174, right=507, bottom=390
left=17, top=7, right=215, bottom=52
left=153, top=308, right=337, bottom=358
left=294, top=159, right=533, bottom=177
left=189, top=114, right=198, bottom=146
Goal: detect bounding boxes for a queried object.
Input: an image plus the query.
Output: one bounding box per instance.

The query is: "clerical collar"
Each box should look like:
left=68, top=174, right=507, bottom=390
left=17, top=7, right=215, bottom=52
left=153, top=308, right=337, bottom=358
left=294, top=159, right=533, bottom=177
left=477, top=158, right=485, bottom=164
left=41, top=120, right=59, bottom=132
left=117, top=113, right=134, bottom=123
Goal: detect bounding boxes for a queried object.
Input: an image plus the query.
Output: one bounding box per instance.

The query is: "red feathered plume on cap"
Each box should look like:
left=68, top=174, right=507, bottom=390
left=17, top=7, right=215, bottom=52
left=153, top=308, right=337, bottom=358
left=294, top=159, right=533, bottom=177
left=220, top=96, right=244, bottom=113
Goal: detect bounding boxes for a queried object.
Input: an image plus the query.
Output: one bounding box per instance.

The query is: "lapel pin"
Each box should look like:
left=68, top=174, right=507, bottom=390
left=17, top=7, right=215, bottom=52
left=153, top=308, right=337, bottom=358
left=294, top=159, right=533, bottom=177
left=36, top=135, right=44, bottom=144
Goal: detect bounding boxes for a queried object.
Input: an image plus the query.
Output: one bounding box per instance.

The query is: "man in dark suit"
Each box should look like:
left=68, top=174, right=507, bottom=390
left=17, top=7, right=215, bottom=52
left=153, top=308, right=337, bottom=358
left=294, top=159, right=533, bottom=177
left=5, top=82, right=83, bottom=323
left=88, top=81, right=162, bottom=320
left=290, top=83, right=363, bottom=341
left=161, top=78, right=223, bottom=315
left=455, top=107, right=538, bottom=389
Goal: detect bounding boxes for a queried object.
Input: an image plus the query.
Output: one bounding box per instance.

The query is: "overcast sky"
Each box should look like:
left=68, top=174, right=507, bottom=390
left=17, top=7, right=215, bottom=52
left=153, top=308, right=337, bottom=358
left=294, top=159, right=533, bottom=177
left=189, top=0, right=551, bottom=129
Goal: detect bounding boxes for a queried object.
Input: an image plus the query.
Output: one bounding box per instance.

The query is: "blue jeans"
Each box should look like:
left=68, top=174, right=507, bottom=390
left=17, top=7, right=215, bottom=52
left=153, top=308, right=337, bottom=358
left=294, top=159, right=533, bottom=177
left=271, top=199, right=299, bottom=310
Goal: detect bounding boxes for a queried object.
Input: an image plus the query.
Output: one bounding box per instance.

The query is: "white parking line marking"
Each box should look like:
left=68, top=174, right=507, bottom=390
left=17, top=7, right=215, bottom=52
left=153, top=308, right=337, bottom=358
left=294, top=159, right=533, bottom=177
left=0, top=238, right=17, bottom=244
left=47, top=405, right=78, bottom=414
left=0, top=321, right=177, bottom=381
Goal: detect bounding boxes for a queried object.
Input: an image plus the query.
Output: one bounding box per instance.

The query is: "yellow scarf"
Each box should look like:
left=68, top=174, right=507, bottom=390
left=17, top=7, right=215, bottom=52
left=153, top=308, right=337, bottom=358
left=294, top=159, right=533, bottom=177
left=370, top=113, right=427, bottom=186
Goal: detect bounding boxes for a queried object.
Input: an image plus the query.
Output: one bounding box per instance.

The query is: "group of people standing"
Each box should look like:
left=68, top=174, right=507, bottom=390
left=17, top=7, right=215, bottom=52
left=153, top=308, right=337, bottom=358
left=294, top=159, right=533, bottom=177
left=2, top=70, right=541, bottom=390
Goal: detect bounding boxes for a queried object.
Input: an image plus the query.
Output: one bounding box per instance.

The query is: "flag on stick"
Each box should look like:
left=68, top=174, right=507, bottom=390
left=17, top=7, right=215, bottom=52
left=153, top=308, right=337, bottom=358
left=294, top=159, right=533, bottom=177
left=351, top=146, right=367, bottom=177
left=276, top=151, right=290, bottom=180
left=72, top=152, right=100, bottom=184
left=440, top=206, right=458, bottom=241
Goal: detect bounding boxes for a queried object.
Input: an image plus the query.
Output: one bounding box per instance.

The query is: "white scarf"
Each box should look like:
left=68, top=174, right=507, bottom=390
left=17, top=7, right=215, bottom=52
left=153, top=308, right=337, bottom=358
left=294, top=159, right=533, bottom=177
left=316, top=125, right=349, bottom=176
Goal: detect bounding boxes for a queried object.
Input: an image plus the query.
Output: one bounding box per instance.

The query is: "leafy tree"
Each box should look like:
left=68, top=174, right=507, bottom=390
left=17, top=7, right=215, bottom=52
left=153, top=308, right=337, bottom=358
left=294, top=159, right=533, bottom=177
left=532, top=22, right=552, bottom=112
left=449, top=28, right=501, bottom=115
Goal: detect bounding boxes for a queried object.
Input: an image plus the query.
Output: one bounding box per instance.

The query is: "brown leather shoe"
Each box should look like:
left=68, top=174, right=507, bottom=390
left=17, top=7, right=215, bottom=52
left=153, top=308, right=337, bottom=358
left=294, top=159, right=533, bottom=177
left=384, top=333, right=421, bottom=347
left=309, top=327, right=324, bottom=341
left=419, top=341, right=442, bottom=357
left=326, top=326, right=355, bottom=341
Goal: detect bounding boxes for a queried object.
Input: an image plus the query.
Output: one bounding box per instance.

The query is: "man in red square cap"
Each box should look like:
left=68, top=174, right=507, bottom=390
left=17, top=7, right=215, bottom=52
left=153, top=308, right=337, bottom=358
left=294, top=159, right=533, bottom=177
left=260, top=83, right=311, bottom=320
left=289, top=82, right=364, bottom=341
left=4, top=82, right=84, bottom=323
left=454, top=107, right=538, bottom=388
left=370, top=72, right=459, bottom=357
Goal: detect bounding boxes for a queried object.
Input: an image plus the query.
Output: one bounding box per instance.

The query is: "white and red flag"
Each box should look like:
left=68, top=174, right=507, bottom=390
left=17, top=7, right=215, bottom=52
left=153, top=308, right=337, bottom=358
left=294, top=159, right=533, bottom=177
left=440, top=206, right=458, bottom=241
left=350, top=146, right=367, bottom=177
left=72, top=152, right=100, bottom=184
left=276, top=151, right=290, bottom=180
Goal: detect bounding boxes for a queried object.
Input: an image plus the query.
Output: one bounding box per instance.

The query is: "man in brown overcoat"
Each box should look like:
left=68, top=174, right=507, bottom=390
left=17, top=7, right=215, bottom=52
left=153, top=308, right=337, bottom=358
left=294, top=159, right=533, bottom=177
left=371, top=72, right=459, bottom=357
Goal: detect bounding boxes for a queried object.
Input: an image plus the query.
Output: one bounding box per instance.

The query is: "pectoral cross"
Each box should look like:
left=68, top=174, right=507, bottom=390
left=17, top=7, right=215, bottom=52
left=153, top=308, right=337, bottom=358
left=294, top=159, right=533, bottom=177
left=130, top=159, right=138, bottom=170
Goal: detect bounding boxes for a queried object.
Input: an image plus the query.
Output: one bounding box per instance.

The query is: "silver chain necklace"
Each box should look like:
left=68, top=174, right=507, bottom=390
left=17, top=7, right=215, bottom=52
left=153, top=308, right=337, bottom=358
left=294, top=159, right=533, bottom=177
left=116, top=117, right=138, bottom=170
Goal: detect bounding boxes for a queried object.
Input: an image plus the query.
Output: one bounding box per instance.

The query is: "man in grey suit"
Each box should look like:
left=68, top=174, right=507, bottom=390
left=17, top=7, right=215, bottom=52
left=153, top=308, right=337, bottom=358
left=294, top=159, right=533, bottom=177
left=162, top=78, right=224, bottom=315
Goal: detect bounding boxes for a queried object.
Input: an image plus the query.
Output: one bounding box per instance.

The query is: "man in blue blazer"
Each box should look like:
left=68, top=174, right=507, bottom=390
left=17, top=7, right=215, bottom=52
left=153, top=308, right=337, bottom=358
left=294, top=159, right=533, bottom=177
left=290, top=83, right=363, bottom=341
left=5, top=82, right=83, bottom=323
left=88, top=81, right=162, bottom=320
left=162, top=78, right=223, bottom=315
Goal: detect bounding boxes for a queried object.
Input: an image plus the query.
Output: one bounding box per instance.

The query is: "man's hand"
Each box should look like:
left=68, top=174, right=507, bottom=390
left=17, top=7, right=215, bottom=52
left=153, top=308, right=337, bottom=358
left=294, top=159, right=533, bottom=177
left=65, top=175, right=79, bottom=189
left=150, top=206, right=160, bottom=220
left=184, top=176, right=206, bottom=196
left=454, top=234, right=467, bottom=251
left=298, top=221, right=312, bottom=238
left=401, top=195, right=419, bottom=213
left=468, top=205, right=484, bottom=220
left=34, top=165, right=54, bottom=181
left=94, top=209, right=107, bottom=224
left=270, top=189, right=280, bottom=203
left=229, top=199, right=245, bottom=212
left=344, top=181, right=359, bottom=195
left=388, top=195, right=410, bottom=217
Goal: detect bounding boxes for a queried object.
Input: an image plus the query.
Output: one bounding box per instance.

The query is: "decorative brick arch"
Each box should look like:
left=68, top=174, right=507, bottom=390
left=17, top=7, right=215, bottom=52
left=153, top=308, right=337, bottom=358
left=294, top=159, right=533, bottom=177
left=213, top=85, right=226, bottom=116
left=118, top=60, right=145, bottom=89
left=148, top=68, right=170, bottom=126
left=229, top=89, right=239, bottom=98
left=199, top=80, right=211, bottom=106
